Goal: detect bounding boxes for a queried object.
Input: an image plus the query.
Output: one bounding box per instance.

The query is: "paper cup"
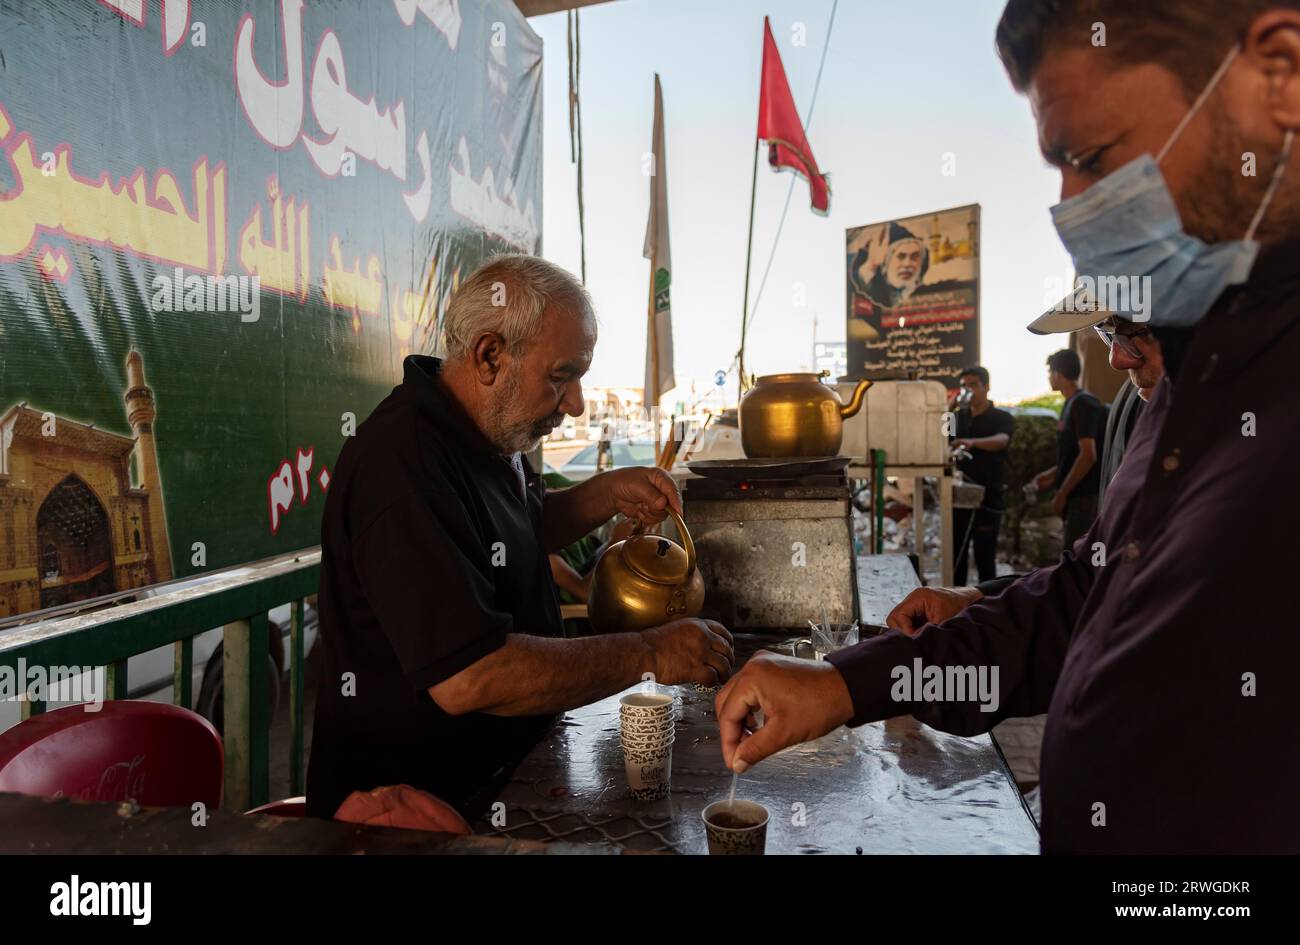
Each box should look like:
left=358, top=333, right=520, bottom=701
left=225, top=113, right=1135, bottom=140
left=702, top=800, right=769, bottom=855
left=620, top=694, right=675, bottom=746
left=622, top=735, right=675, bottom=760
left=621, top=729, right=674, bottom=747
left=619, top=692, right=674, bottom=718
left=621, top=722, right=676, bottom=738
left=624, top=741, right=673, bottom=801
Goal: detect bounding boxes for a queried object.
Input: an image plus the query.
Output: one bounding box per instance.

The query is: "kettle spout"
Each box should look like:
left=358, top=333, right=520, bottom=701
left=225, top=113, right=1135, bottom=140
left=839, top=378, right=872, bottom=419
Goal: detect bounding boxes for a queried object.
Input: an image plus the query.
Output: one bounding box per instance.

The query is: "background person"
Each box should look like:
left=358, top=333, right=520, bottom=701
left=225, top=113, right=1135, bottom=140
left=1091, top=317, right=1164, bottom=503
left=1032, top=349, right=1104, bottom=546
left=949, top=366, right=1015, bottom=585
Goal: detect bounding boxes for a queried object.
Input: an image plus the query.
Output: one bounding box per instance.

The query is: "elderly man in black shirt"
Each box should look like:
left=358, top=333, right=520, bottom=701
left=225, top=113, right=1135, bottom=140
left=307, top=255, right=733, bottom=818
left=714, top=0, right=1300, bottom=853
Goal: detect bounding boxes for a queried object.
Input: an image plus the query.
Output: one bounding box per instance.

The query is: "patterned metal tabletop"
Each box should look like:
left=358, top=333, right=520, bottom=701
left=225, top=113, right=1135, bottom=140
left=481, top=630, right=1039, bottom=855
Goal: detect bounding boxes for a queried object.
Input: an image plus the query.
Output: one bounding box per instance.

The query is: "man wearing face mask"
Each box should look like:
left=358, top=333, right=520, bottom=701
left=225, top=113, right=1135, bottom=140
left=714, top=0, right=1300, bottom=853
left=308, top=255, right=733, bottom=819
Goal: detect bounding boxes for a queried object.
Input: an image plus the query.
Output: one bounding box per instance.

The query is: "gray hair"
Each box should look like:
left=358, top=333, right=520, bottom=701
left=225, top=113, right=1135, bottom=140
left=441, top=254, right=593, bottom=359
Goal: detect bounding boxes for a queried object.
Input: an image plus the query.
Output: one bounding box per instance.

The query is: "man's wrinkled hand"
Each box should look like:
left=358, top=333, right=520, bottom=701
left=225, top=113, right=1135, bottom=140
left=602, top=466, right=681, bottom=525
left=886, top=585, right=983, bottom=635
left=715, top=652, right=854, bottom=774
left=641, top=618, right=733, bottom=686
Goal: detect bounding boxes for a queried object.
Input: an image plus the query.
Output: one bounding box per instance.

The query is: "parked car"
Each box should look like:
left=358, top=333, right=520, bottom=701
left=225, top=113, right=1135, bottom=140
left=1006, top=405, right=1060, bottom=419
left=0, top=567, right=318, bottom=735
left=560, top=440, right=658, bottom=481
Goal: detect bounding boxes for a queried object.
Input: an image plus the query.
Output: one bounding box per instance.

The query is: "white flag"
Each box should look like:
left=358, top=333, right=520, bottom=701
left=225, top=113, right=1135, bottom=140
left=643, top=73, right=675, bottom=407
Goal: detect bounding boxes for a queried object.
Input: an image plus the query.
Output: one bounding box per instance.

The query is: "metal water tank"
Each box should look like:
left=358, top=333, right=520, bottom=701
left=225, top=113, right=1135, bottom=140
left=836, top=379, right=948, bottom=467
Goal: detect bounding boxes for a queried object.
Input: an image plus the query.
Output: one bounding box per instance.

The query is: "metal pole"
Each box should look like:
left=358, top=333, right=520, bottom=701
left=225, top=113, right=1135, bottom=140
left=649, top=249, right=660, bottom=461
left=738, top=139, right=760, bottom=401
left=872, top=448, right=886, bottom=554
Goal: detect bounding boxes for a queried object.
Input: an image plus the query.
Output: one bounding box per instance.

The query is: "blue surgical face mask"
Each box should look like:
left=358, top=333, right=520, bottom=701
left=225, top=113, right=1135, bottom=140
left=1051, top=44, right=1294, bottom=328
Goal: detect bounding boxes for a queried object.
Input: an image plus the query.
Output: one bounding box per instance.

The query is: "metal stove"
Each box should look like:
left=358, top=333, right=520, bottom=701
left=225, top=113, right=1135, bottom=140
left=681, top=470, right=857, bottom=633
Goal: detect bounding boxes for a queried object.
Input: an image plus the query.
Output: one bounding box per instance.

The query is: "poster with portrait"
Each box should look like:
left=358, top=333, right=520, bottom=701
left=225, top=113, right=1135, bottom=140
left=845, top=203, right=980, bottom=388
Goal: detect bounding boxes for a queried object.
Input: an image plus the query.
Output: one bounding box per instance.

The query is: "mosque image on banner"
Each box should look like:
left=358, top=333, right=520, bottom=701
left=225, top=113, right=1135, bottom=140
left=0, top=0, right=542, bottom=621
left=844, top=203, right=980, bottom=388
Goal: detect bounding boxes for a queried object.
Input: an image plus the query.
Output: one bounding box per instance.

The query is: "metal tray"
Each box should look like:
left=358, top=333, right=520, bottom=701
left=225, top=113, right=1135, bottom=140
left=685, top=455, right=851, bottom=481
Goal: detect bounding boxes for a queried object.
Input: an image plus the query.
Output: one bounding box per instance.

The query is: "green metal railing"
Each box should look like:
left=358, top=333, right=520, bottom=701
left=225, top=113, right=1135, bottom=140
left=0, top=550, right=320, bottom=812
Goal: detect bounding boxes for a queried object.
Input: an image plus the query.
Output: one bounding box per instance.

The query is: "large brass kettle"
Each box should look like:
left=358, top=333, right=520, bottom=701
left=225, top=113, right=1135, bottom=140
left=587, top=507, right=705, bottom=634
left=739, top=373, right=872, bottom=458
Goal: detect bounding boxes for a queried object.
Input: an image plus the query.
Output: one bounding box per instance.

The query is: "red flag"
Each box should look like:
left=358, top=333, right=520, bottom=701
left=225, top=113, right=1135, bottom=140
left=757, top=16, right=830, bottom=214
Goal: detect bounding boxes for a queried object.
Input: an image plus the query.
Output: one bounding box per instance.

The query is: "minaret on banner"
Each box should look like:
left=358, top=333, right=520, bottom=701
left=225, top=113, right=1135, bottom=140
left=123, top=350, right=174, bottom=582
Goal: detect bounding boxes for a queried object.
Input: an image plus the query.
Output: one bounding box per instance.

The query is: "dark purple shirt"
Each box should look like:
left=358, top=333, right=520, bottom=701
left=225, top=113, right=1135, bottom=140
left=829, top=239, right=1300, bottom=853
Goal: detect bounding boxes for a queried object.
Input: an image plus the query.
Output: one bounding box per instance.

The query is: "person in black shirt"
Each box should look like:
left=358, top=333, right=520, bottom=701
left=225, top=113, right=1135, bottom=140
left=307, top=255, right=734, bottom=820
left=949, top=366, right=1015, bottom=585
left=1033, top=349, right=1104, bottom=547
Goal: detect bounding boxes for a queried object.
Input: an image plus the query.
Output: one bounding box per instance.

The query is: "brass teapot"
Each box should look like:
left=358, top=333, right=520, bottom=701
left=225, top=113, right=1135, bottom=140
left=739, top=373, right=871, bottom=458
left=587, top=507, right=705, bottom=634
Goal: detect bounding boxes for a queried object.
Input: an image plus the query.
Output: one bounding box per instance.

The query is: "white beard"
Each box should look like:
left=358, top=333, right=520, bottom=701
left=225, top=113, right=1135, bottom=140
left=485, top=364, right=553, bottom=456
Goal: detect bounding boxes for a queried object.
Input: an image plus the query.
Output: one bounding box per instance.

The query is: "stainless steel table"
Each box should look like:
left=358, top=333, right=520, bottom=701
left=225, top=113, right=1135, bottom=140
left=479, top=555, right=1039, bottom=854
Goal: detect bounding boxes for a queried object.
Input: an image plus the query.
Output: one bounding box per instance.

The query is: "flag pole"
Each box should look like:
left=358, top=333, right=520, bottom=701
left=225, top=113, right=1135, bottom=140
left=649, top=253, right=661, bottom=462
left=738, top=138, right=760, bottom=402
left=647, top=73, right=662, bottom=462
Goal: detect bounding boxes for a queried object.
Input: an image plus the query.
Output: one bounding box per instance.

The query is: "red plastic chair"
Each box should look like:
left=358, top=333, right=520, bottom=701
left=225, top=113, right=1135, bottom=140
left=0, top=700, right=223, bottom=808
left=246, top=796, right=307, bottom=817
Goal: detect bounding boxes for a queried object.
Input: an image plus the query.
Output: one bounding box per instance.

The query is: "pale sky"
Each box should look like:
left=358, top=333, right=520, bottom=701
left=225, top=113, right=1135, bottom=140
left=530, top=0, right=1074, bottom=406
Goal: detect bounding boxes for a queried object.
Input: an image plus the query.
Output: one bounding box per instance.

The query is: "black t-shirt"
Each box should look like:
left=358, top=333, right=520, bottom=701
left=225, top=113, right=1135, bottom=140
left=954, top=405, right=1015, bottom=508
left=1056, top=390, right=1105, bottom=499
left=306, top=355, right=562, bottom=819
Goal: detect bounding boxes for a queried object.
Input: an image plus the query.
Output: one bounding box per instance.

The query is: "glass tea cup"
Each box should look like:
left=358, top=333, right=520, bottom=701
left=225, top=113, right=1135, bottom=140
left=794, top=621, right=860, bottom=660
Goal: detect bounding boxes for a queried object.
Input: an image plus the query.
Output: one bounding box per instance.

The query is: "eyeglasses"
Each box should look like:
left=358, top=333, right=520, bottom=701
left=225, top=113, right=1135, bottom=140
left=1094, top=320, right=1153, bottom=359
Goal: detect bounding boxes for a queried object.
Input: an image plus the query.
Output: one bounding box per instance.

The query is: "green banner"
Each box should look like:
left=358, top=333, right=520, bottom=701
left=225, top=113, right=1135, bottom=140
left=0, top=0, right=542, bottom=618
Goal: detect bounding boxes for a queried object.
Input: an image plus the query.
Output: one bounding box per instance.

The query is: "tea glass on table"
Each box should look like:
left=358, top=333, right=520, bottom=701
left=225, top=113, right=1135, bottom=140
left=795, top=620, right=860, bottom=660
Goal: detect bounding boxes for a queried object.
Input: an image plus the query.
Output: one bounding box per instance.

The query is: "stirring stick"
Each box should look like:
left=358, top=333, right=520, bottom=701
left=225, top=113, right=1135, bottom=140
left=728, top=771, right=738, bottom=811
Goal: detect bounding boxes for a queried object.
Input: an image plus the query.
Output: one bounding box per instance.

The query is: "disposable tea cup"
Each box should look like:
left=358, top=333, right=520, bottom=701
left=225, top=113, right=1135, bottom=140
left=702, top=800, right=769, bottom=855
left=624, top=743, right=673, bottom=800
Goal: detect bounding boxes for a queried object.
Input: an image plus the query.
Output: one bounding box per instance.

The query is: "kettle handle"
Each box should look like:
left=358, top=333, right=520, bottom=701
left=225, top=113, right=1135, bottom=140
left=665, top=506, right=696, bottom=577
